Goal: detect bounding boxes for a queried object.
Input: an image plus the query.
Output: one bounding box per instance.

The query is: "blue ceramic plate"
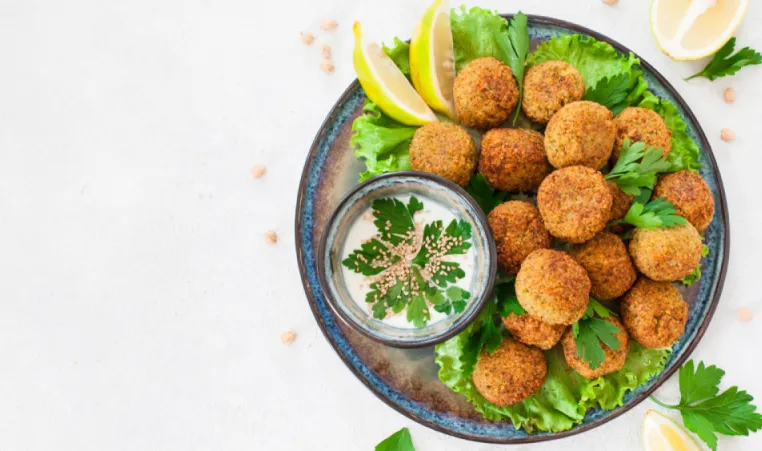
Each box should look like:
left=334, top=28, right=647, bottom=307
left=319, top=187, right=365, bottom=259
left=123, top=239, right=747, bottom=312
left=295, top=15, right=729, bottom=444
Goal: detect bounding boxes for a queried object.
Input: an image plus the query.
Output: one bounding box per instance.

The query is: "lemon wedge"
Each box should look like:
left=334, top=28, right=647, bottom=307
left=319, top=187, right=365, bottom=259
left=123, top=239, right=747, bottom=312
left=352, top=22, right=437, bottom=126
left=651, top=0, right=750, bottom=61
left=643, top=410, right=701, bottom=451
left=410, top=0, right=457, bottom=120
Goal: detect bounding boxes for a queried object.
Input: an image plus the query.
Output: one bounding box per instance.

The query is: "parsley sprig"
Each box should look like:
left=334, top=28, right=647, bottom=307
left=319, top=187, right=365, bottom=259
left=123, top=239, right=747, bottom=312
left=686, top=38, right=762, bottom=81
left=651, top=360, right=762, bottom=450
left=466, top=174, right=508, bottom=214
left=583, top=73, right=631, bottom=113
left=375, top=427, right=415, bottom=451
left=571, top=299, right=620, bottom=370
left=342, top=196, right=472, bottom=327
left=605, top=139, right=673, bottom=196
left=506, top=12, right=529, bottom=124
left=617, top=197, right=687, bottom=230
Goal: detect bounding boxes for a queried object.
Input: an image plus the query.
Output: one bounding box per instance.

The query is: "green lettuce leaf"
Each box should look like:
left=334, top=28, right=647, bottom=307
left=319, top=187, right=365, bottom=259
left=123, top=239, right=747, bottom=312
left=435, top=321, right=671, bottom=433
left=528, top=34, right=647, bottom=114
left=351, top=101, right=416, bottom=181
left=451, top=6, right=512, bottom=71
left=637, top=91, right=702, bottom=172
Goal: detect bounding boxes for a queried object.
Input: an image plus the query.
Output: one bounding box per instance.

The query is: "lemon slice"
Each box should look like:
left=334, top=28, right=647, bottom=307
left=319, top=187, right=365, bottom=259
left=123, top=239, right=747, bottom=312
left=410, top=0, right=457, bottom=120
left=643, top=410, right=701, bottom=451
left=352, top=22, right=437, bottom=126
left=651, top=0, right=750, bottom=61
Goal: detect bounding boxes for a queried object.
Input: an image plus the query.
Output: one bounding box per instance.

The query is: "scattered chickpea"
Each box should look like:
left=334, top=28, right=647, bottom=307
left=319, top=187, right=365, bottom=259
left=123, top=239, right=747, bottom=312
left=264, top=230, right=278, bottom=244
left=300, top=31, right=315, bottom=46
left=723, top=87, right=736, bottom=103
left=251, top=165, right=266, bottom=179
left=602, top=0, right=619, bottom=5
left=321, top=19, right=338, bottom=30
left=320, top=60, right=335, bottom=74
left=320, top=44, right=332, bottom=59
left=281, top=330, right=297, bottom=344
left=721, top=128, right=736, bottom=142
left=738, top=307, right=754, bottom=322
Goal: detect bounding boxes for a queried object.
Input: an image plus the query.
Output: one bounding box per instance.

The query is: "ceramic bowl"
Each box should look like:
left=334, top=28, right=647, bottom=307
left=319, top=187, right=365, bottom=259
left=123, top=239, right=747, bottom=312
left=317, top=171, right=497, bottom=348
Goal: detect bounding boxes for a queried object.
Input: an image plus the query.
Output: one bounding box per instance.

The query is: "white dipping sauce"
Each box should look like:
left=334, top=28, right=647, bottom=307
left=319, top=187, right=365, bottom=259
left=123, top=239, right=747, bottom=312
left=341, top=195, right=475, bottom=329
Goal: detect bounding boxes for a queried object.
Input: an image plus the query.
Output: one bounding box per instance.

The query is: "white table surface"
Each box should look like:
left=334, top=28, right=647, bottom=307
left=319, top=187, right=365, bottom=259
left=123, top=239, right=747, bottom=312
left=1, top=0, right=761, bottom=449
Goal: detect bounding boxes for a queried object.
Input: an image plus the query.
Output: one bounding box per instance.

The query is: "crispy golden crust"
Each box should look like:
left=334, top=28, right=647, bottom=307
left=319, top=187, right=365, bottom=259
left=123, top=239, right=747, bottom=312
left=479, top=128, right=552, bottom=192
left=453, top=57, right=519, bottom=130
left=472, top=337, right=547, bottom=406
left=629, top=223, right=703, bottom=282
left=607, top=181, right=634, bottom=222
left=569, top=232, right=637, bottom=301
left=515, top=249, right=591, bottom=325
left=488, top=201, right=553, bottom=275
left=561, top=315, right=629, bottom=379
left=653, top=171, right=715, bottom=233
left=522, top=61, right=586, bottom=125
left=612, top=107, right=672, bottom=163
left=537, top=166, right=613, bottom=243
left=409, top=122, right=477, bottom=187
left=544, top=101, right=615, bottom=170
left=502, top=313, right=567, bottom=350
left=621, top=278, right=688, bottom=348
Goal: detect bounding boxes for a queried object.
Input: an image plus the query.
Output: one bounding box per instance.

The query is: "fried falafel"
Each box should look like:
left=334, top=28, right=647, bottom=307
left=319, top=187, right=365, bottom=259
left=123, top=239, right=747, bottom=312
left=562, top=315, right=629, bottom=379
left=515, top=249, right=591, bottom=325
left=537, top=166, right=613, bottom=243
left=472, top=337, right=547, bottom=406
left=621, top=278, right=689, bottom=348
left=653, top=170, right=715, bottom=233
left=569, top=232, right=637, bottom=301
left=612, top=107, right=672, bottom=163
left=544, top=101, right=616, bottom=170
left=479, top=128, right=552, bottom=192
left=629, top=223, right=703, bottom=282
left=522, top=60, right=586, bottom=125
left=453, top=57, right=519, bottom=130
left=409, top=122, right=477, bottom=187
left=488, top=201, right=553, bottom=274
left=502, top=313, right=567, bottom=350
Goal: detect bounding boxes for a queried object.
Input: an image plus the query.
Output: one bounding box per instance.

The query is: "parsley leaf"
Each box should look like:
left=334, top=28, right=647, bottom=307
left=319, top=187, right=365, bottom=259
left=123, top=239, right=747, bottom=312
left=618, top=197, right=687, bottom=230
left=572, top=299, right=620, bottom=370
left=506, top=12, right=529, bottom=124
left=343, top=238, right=394, bottom=276
left=466, top=174, right=508, bottom=214
left=583, top=73, right=631, bottom=114
left=651, top=360, right=762, bottom=451
left=375, top=427, right=415, bottom=451
left=679, top=244, right=709, bottom=287
left=606, top=139, right=672, bottom=196
left=495, top=279, right=525, bottom=317
left=686, top=38, right=762, bottom=81
left=372, top=197, right=419, bottom=244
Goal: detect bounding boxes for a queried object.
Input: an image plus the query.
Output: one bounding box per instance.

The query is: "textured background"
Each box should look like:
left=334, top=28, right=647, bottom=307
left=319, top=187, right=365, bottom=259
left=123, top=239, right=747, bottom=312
left=1, top=0, right=761, bottom=450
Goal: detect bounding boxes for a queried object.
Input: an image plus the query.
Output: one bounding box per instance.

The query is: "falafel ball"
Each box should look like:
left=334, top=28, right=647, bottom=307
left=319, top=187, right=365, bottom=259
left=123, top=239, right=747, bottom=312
left=562, top=315, right=629, bottom=379
left=479, top=128, right=552, bottom=192
left=607, top=181, right=634, bottom=222
left=515, top=249, right=591, bottom=325
left=409, top=122, right=477, bottom=187
left=544, top=101, right=616, bottom=169
left=621, top=278, right=688, bottom=348
left=569, top=232, right=637, bottom=301
left=472, top=337, right=547, bottom=406
left=537, top=166, right=613, bottom=243
left=653, top=171, right=715, bottom=233
left=488, top=201, right=553, bottom=274
left=502, top=313, right=567, bottom=350
left=522, top=61, right=586, bottom=125
left=629, top=223, right=703, bottom=282
left=611, top=107, right=672, bottom=163
left=453, top=57, right=519, bottom=130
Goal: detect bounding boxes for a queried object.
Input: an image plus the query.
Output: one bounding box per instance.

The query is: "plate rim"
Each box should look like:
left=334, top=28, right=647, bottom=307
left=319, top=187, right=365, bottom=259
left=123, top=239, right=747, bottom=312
left=294, top=14, right=730, bottom=444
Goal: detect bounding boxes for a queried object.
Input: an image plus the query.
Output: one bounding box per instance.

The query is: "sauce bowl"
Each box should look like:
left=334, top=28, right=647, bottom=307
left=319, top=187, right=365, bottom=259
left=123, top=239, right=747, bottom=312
left=317, top=171, right=497, bottom=348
